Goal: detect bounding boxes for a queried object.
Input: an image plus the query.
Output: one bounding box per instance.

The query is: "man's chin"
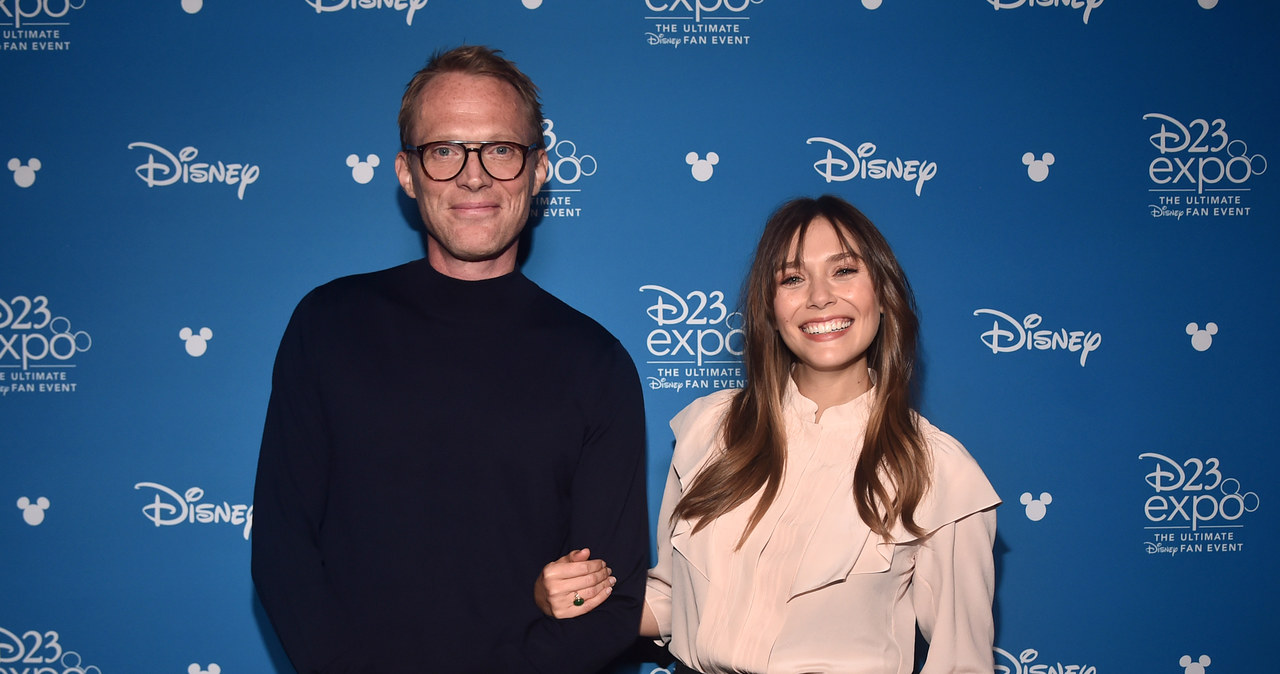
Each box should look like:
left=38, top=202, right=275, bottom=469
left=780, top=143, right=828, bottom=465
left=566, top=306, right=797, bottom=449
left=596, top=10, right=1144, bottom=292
left=426, top=235, right=521, bottom=271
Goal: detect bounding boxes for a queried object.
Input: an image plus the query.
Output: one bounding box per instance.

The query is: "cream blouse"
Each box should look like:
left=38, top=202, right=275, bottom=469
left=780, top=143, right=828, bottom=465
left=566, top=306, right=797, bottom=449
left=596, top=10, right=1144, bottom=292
left=645, top=382, right=1001, bottom=673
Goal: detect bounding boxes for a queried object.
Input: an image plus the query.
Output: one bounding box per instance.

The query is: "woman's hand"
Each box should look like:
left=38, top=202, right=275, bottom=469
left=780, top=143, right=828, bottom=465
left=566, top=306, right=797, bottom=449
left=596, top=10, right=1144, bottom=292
left=533, top=548, right=616, bottom=618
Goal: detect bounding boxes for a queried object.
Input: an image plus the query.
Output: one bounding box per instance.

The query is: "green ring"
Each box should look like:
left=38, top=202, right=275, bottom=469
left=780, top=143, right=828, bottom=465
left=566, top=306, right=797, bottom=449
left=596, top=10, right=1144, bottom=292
left=573, top=594, right=585, bottom=607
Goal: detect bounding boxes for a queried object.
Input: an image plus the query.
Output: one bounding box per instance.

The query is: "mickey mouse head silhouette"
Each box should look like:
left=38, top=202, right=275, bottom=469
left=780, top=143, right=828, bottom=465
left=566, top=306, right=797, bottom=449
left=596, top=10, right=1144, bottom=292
left=1179, top=654, right=1210, bottom=674
left=686, top=152, right=720, bottom=182
left=1185, top=322, right=1217, bottom=352
left=8, top=157, right=41, bottom=188
left=346, top=154, right=380, bottom=184
left=1019, top=492, right=1052, bottom=522
left=17, top=496, right=50, bottom=526
left=1022, top=152, right=1055, bottom=182
left=180, top=327, right=214, bottom=357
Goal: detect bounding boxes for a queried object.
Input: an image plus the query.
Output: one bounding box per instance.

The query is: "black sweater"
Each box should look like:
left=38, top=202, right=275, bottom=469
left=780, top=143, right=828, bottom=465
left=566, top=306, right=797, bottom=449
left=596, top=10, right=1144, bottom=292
left=252, top=259, right=649, bottom=673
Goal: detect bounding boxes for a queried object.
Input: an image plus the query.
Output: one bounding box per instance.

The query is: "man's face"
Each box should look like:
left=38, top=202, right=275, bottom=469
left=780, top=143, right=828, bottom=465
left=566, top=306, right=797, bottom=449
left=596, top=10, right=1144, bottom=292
left=395, top=72, right=549, bottom=280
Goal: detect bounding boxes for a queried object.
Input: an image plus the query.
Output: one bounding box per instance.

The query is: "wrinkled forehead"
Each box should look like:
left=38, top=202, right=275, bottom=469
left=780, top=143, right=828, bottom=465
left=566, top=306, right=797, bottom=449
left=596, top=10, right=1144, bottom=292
left=410, top=72, right=535, bottom=139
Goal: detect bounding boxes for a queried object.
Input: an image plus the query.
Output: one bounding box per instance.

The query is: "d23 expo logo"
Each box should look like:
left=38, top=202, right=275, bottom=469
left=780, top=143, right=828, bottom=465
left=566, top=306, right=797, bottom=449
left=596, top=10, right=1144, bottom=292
left=531, top=119, right=596, bottom=220
left=0, top=295, right=90, bottom=395
left=0, top=0, right=85, bottom=26
left=643, top=0, right=761, bottom=49
left=640, top=284, right=744, bottom=393
left=1144, top=113, right=1267, bottom=219
left=1140, top=453, right=1258, bottom=557
left=0, top=627, right=102, bottom=674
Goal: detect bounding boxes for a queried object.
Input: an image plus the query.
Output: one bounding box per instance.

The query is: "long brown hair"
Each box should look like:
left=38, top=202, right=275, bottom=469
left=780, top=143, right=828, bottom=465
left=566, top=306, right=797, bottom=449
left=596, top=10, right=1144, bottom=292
left=672, top=195, right=931, bottom=546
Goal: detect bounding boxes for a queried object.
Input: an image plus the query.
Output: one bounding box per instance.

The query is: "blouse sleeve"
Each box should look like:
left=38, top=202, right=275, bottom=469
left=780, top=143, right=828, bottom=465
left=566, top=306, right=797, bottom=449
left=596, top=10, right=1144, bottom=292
left=912, top=507, right=998, bottom=674
left=644, top=458, right=683, bottom=642
left=645, top=390, right=735, bottom=644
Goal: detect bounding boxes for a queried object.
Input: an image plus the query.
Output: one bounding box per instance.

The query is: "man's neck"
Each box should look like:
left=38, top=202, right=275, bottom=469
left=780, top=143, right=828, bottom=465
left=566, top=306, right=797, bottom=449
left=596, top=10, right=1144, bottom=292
left=426, top=247, right=518, bottom=281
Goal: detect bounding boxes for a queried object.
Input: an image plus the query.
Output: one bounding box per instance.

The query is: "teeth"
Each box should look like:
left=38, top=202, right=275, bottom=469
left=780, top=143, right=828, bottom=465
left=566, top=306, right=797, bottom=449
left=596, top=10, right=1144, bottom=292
left=802, top=319, right=852, bottom=335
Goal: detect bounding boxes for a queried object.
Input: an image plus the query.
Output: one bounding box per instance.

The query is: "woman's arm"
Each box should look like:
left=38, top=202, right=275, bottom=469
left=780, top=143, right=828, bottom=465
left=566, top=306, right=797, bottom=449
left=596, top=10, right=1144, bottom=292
left=912, top=507, right=998, bottom=673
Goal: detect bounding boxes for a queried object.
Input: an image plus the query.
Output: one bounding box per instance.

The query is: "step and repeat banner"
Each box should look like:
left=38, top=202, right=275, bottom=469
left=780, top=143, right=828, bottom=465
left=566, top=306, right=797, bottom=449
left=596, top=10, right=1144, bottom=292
left=3, top=1, right=1276, bottom=673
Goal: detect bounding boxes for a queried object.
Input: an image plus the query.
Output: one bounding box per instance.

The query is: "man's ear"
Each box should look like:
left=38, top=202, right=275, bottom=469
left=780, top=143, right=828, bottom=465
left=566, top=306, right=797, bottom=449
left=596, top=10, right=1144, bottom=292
left=395, top=151, right=418, bottom=198
left=531, top=149, right=551, bottom=196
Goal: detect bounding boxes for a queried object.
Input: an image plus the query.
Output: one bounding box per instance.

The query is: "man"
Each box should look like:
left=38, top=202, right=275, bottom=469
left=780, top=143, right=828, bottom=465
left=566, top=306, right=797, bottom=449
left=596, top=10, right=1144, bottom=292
left=252, top=46, right=648, bottom=673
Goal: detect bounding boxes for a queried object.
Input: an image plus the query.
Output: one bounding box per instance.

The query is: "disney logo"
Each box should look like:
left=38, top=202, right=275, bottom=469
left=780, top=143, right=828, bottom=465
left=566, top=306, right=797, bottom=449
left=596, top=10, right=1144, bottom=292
left=994, top=647, right=1096, bottom=674
left=134, top=482, right=253, bottom=540
left=304, top=0, right=427, bottom=26
left=1148, top=204, right=1184, bottom=219
left=987, top=0, right=1103, bottom=26
left=1144, top=541, right=1177, bottom=556
left=127, top=142, right=261, bottom=200
left=645, top=32, right=681, bottom=47
left=973, top=309, right=1101, bottom=367
left=806, top=137, right=937, bottom=196
left=647, top=377, right=685, bottom=391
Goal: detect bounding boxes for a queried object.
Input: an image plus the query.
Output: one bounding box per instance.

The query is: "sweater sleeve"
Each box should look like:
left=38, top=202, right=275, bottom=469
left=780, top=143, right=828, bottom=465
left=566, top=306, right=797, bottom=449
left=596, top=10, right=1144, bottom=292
left=250, top=293, right=365, bottom=673
left=515, top=340, right=651, bottom=674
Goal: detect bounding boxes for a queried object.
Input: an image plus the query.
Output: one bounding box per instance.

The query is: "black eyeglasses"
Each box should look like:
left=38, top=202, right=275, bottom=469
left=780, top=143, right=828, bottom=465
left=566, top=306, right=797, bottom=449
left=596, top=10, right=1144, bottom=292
left=403, top=141, right=541, bottom=181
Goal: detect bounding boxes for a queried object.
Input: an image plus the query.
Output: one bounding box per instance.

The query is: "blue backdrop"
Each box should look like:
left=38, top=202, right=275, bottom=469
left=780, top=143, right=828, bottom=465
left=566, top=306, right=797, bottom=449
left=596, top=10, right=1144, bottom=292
left=3, top=1, right=1276, bottom=673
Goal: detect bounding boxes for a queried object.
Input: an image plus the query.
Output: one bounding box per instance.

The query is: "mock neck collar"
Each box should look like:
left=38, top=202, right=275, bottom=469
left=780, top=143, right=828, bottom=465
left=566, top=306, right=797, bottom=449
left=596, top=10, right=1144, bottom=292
left=404, top=258, right=534, bottom=320
left=783, top=372, right=876, bottom=426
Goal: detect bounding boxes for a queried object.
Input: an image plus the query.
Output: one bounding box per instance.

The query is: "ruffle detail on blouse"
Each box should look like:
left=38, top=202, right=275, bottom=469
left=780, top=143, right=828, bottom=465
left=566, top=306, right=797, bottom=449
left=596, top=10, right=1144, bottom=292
left=667, top=390, right=737, bottom=580
left=890, top=423, right=1002, bottom=542
left=788, top=420, right=1000, bottom=598
left=664, top=386, right=1001, bottom=600
left=786, top=471, right=881, bottom=597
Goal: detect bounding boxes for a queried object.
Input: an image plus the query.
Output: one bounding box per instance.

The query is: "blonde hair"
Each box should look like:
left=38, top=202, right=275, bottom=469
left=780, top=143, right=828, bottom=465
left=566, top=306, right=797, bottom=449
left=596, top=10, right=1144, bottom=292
left=398, top=45, right=543, bottom=147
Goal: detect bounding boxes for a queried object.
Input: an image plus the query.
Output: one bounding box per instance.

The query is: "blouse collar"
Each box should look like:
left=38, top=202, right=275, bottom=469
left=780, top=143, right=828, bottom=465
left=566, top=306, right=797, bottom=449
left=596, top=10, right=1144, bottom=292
left=783, top=370, right=877, bottom=427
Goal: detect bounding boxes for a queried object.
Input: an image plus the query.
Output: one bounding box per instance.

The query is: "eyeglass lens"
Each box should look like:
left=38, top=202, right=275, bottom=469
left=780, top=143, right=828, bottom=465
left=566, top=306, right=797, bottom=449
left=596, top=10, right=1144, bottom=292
left=421, top=142, right=528, bottom=181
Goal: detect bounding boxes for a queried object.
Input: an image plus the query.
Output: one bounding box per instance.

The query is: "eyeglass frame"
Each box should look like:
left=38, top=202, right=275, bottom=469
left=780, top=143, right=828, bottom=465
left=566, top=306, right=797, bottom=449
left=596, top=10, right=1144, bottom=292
left=402, top=140, right=543, bottom=182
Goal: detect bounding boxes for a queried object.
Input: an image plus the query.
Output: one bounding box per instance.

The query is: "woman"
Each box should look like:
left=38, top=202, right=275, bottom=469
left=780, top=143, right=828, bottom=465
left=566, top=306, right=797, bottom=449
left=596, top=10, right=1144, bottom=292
left=537, top=195, right=1000, bottom=673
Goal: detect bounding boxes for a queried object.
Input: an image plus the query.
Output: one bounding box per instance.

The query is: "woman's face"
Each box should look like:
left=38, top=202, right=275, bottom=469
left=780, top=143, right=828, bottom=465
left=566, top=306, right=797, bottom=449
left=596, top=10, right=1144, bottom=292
left=772, top=217, right=881, bottom=382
